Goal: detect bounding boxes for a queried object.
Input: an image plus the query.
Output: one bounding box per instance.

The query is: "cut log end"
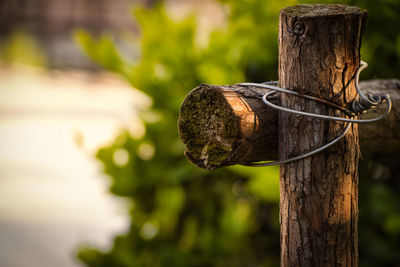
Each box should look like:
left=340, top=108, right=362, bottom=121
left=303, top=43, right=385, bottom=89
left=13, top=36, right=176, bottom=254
left=178, top=84, right=278, bottom=170
left=178, top=84, right=239, bottom=170
left=282, top=4, right=361, bottom=17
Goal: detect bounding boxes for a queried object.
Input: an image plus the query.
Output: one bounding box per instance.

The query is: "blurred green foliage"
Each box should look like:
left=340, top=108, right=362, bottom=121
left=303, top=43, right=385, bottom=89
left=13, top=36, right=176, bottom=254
left=75, top=0, right=400, bottom=266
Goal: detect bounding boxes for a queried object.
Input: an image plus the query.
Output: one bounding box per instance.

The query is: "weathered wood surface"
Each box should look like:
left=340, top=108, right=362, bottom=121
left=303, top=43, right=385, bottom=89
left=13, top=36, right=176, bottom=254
left=178, top=83, right=278, bottom=170
left=278, top=4, right=365, bottom=266
left=358, top=79, right=400, bottom=156
left=178, top=79, right=399, bottom=169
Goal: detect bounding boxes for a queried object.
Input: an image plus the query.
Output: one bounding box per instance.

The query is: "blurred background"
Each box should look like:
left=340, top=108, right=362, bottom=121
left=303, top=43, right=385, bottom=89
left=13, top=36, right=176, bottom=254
left=0, top=0, right=399, bottom=267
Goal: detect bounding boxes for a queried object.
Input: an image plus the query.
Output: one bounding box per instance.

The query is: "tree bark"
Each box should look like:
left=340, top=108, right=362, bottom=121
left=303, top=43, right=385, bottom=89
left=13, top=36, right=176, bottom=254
left=358, top=80, right=400, bottom=156
left=278, top=4, right=366, bottom=266
left=178, top=79, right=399, bottom=169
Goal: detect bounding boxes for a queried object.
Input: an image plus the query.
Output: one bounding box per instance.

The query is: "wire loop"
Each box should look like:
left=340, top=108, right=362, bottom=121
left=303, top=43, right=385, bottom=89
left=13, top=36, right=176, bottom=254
left=236, top=60, right=392, bottom=167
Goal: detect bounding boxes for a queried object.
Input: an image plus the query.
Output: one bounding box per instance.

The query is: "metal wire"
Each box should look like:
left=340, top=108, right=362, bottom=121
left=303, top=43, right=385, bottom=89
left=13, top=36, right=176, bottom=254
left=261, top=90, right=391, bottom=123
left=254, top=81, right=355, bottom=116
left=242, top=121, right=351, bottom=167
left=352, top=61, right=390, bottom=114
left=238, top=83, right=392, bottom=123
left=236, top=60, right=392, bottom=167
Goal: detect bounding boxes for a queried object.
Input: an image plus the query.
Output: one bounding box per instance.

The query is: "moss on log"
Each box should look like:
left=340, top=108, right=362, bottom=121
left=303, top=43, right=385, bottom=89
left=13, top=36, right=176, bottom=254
left=178, top=84, right=277, bottom=170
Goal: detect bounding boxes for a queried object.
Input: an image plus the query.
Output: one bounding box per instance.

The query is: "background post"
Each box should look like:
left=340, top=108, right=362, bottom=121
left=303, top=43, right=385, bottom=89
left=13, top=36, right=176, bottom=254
left=278, top=4, right=367, bottom=266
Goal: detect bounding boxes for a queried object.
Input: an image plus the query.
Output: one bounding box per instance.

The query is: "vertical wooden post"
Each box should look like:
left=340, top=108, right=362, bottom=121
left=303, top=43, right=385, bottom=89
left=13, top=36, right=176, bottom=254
left=278, top=4, right=366, bottom=266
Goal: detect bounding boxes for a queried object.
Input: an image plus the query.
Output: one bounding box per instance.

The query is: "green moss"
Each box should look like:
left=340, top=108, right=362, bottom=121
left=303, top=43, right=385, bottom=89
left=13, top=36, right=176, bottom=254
left=178, top=85, right=239, bottom=169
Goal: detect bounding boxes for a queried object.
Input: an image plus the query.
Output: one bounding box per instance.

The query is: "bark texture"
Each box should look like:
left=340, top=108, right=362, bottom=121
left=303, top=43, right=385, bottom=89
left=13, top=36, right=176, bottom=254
left=278, top=4, right=366, bottom=266
left=358, top=80, right=400, bottom=156
left=178, top=79, right=399, bottom=169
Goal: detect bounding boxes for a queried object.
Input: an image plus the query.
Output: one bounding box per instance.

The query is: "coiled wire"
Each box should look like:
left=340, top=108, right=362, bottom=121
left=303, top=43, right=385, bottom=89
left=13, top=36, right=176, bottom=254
left=236, top=61, right=392, bottom=167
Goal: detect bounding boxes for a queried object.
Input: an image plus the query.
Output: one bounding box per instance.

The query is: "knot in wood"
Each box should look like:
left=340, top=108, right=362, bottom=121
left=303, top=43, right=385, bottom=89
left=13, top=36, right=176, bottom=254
left=285, top=16, right=305, bottom=36
left=293, top=21, right=305, bottom=35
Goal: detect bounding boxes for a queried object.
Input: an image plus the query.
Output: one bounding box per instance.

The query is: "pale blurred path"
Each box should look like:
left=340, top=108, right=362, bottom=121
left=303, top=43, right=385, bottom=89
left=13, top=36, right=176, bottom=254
left=0, top=66, right=150, bottom=267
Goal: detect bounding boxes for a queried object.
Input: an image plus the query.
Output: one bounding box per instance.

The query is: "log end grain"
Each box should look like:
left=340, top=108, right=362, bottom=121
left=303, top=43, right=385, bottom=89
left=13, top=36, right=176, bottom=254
left=282, top=4, right=361, bottom=17
left=178, top=84, right=278, bottom=170
left=178, top=84, right=239, bottom=170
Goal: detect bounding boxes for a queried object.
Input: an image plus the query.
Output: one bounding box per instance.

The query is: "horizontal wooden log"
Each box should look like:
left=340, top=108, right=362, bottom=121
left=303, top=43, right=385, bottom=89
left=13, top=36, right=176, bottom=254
left=178, top=79, right=400, bottom=169
left=358, top=80, right=400, bottom=156
left=178, top=84, right=278, bottom=170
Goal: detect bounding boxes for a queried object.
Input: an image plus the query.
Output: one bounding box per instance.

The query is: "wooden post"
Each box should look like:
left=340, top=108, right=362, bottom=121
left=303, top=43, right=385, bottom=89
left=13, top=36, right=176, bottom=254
left=278, top=4, right=366, bottom=266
